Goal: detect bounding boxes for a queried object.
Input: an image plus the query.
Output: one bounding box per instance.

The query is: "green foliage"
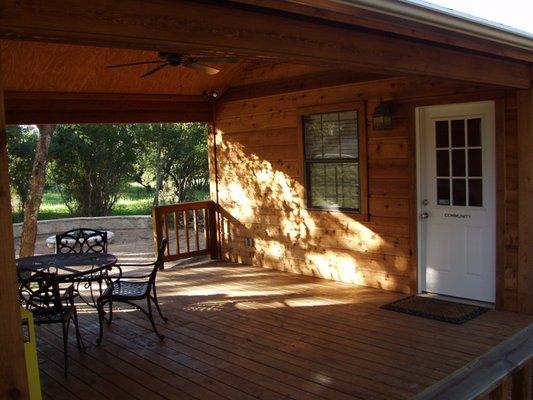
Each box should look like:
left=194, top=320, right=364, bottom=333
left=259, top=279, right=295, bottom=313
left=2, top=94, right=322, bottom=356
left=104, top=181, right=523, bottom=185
left=132, top=123, right=209, bottom=203
left=6, top=125, right=38, bottom=210
left=11, top=184, right=154, bottom=223
left=8, top=122, right=210, bottom=221
left=49, top=124, right=138, bottom=217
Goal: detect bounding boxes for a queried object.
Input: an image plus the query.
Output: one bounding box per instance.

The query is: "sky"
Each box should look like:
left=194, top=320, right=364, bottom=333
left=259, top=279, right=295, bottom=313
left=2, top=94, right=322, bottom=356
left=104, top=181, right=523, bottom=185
left=423, top=0, right=533, bottom=34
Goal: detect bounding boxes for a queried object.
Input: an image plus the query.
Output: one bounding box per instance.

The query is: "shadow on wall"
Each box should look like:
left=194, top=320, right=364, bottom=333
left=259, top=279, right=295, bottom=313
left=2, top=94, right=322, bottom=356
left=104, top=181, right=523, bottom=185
left=215, top=130, right=412, bottom=293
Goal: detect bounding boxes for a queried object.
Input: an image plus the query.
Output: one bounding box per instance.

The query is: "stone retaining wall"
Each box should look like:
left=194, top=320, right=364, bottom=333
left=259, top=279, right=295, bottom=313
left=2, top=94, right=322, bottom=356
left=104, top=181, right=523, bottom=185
left=13, top=215, right=152, bottom=238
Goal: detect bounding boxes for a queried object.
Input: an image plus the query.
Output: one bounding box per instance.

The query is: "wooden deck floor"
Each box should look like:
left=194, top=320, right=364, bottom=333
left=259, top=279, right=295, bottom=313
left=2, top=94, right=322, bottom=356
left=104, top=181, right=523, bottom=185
left=37, top=261, right=532, bottom=400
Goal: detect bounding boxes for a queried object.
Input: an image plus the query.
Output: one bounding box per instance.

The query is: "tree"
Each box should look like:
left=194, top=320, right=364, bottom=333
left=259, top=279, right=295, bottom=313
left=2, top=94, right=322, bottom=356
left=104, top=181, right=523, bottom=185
left=132, top=123, right=209, bottom=204
left=49, top=124, right=138, bottom=216
left=19, top=124, right=56, bottom=257
left=163, top=123, right=209, bottom=202
left=6, top=125, right=38, bottom=211
left=153, top=123, right=164, bottom=206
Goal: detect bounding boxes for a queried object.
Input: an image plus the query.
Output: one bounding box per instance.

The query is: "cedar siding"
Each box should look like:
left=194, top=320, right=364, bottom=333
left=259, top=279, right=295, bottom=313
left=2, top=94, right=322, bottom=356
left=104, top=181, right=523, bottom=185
left=213, top=76, right=522, bottom=307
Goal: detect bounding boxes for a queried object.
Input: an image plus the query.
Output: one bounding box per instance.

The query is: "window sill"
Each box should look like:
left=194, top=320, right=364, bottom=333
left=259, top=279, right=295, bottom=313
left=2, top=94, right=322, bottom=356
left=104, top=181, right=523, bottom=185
left=305, top=207, right=370, bottom=221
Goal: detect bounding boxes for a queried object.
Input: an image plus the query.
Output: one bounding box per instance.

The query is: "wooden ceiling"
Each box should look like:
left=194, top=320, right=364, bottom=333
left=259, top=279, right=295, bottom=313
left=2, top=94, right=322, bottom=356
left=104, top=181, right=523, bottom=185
left=1, top=40, right=329, bottom=96
left=1, top=40, right=389, bottom=124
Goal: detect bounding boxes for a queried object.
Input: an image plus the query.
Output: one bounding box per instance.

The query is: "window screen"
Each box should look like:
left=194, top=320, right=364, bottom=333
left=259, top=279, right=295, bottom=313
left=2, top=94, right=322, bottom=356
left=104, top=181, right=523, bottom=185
left=303, top=110, right=360, bottom=211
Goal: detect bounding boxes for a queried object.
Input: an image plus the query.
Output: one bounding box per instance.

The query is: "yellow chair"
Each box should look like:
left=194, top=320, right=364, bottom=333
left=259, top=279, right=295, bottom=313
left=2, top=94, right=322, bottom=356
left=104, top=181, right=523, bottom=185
left=21, top=307, right=42, bottom=400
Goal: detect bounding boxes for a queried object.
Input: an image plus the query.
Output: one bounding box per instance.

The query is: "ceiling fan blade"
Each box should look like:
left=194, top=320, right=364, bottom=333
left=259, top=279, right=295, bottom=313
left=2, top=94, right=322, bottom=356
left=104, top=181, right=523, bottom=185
left=140, top=63, right=169, bottom=78
left=185, top=62, right=220, bottom=75
left=192, top=56, right=238, bottom=63
left=106, top=60, right=163, bottom=68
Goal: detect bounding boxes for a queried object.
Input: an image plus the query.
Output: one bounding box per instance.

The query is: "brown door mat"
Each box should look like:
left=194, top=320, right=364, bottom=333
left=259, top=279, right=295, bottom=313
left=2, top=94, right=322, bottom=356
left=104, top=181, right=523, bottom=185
left=380, top=295, right=489, bottom=324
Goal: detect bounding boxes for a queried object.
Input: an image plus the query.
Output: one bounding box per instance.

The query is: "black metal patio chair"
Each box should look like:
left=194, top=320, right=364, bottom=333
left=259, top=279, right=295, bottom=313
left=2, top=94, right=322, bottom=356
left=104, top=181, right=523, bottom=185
left=55, top=228, right=110, bottom=306
left=56, top=228, right=108, bottom=254
left=96, top=239, right=168, bottom=343
left=18, top=268, right=84, bottom=377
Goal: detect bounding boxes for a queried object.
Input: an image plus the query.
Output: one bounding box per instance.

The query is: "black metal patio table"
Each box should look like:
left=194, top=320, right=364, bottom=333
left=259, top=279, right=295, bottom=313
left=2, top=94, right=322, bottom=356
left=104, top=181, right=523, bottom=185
left=16, top=252, right=117, bottom=307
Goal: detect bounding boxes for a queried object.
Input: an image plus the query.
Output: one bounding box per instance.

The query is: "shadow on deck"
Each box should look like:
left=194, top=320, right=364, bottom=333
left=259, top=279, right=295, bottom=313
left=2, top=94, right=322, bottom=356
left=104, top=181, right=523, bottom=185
left=37, top=261, right=532, bottom=400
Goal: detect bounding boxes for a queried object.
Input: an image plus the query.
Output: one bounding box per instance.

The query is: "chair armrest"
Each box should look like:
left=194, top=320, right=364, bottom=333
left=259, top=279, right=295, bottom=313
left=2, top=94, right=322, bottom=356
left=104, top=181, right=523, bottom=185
left=117, top=273, right=153, bottom=280
left=115, top=262, right=157, bottom=268
left=103, top=264, right=123, bottom=281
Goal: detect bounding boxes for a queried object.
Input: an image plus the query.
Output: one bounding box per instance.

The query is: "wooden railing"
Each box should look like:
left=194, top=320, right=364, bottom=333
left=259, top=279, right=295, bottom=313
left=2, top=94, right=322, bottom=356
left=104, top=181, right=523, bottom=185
left=152, top=200, right=218, bottom=263
left=415, top=324, right=532, bottom=400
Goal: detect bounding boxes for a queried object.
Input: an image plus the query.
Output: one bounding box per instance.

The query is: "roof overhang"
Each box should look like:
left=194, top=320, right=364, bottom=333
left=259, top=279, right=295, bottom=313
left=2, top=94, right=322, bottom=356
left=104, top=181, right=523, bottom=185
left=341, top=0, right=533, bottom=51
left=232, top=0, right=533, bottom=62
left=0, top=0, right=530, bottom=89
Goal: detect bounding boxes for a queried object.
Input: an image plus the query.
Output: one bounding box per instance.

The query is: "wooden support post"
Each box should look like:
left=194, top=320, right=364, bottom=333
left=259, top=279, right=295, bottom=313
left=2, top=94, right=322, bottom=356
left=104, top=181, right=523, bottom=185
left=517, top=83, right=533, bottom=315
left=0, top=50, right=29, bottom=399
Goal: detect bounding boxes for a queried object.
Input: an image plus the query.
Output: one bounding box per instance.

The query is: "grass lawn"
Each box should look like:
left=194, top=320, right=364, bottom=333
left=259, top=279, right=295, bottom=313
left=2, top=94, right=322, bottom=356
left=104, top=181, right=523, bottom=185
left=12, top=183, right=156, bottom=223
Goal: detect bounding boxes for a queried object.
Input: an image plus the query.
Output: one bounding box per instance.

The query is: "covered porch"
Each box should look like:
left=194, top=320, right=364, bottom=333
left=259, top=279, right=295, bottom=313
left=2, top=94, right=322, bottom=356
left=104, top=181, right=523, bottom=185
left=35, top=259, right=533, bottom=400
left=1, top=1, right=533, bottom=399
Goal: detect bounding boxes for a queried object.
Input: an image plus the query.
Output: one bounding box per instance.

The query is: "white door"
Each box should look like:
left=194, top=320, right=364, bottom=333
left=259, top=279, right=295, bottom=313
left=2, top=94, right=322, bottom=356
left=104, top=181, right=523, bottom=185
left=418, top=101, right=496, bottom=303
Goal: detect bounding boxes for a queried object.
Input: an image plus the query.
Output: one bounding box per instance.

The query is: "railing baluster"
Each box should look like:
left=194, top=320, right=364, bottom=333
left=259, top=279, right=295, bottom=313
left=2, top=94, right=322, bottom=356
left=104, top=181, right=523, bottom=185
left=202, top=207, right=208, bottom=251
left=184, top=210, right=190, bottom=253
left=173, top=211, right=180, bottom=255
left=488, top=378, right=509, bottom=399
left=208, top=202, right=218, bottom=259
left=193, top=210, right=200, bottom=251
left=163, top=212, right=170, bottom=255
left=512, top=361, right=532, bottom=400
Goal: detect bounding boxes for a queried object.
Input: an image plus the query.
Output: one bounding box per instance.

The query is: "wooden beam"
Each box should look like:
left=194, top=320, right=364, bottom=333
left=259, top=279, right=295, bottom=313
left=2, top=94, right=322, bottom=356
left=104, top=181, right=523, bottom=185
left=0, top=0, right=529, bottom=88
left=221, top=71, right=388, bottom=102
left=0, top=50, right=29, bottom=400
left=4, top=92, right=212, bottom=124
left=231, top=0, right=533, bottom=63
left=517, top=79, right=533, bottom=314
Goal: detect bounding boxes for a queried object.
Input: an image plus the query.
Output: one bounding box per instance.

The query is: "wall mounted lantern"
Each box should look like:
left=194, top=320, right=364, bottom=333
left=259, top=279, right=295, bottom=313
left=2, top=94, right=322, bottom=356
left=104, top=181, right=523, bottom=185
left=372, top=100, right=393, bottom=130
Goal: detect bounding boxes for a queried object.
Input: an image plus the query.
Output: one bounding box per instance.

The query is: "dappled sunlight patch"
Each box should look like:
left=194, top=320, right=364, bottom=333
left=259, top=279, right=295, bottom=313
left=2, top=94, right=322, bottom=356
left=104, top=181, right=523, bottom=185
left=283, top=296, right=345, bottom=308
left=216, top=126, right=410, bottom=292
left=182, top=301, right=230, bottom=313
left=313, top=373, right=334, bottom=386
left=234, top=300, right=287, bottom=310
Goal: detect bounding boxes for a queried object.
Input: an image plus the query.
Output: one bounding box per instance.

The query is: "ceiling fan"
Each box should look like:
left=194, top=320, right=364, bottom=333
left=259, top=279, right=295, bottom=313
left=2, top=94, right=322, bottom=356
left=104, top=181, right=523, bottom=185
left=106, top=52, right=237, bottom=77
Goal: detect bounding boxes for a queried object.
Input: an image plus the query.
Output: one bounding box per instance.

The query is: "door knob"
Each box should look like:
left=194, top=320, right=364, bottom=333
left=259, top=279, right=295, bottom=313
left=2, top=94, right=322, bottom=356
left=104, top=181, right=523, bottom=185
left=420, top=212, right=429, bottom=219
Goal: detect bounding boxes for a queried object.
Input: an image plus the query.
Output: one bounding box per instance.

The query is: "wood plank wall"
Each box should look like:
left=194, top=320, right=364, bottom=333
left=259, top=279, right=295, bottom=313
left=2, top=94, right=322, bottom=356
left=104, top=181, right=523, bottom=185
left=212, top=76, right=524, bottom=306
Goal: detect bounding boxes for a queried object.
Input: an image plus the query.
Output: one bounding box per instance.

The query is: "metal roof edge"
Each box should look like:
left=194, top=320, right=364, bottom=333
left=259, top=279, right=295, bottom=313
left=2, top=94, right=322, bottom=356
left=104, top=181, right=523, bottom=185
left=334, top=0, right=533, bottom=52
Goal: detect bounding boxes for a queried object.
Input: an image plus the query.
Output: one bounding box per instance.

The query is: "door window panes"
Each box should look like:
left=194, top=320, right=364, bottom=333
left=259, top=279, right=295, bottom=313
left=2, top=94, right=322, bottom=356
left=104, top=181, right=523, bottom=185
left=452, top=179, right=466, bottom=206
left=435, top=120, right=449, bottom=148
left=451, top=119, right=465, bottom=147
left=468, top=149, right=482, bottom=177
left=452, top=149, right=466, bottom=176
left=434, top=118, right=483, bottom=207
left=436, top=150, right=449, bottom=176
left=437, top=179, right=450, bottom=205
left=467, top=118, right=481, bottom=146
left=468, top=179, right=483, bottom=207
